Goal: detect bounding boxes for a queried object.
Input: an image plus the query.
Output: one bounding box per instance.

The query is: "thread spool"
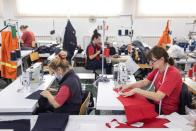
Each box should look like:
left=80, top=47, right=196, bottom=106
left=188, top=69, right=193, bottom=78
left=10, top=51, right=17, bottom=61
left=15, top=49, right=21, bottom=58
left=103, top=48, right=110, bottom=57
left=193, top=64, right=196, bottom=73
left=193, top=64, right=196, bottom=81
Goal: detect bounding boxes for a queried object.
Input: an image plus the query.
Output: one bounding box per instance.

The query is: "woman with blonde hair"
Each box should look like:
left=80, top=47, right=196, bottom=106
left=40, top=57, right=82, bottom=114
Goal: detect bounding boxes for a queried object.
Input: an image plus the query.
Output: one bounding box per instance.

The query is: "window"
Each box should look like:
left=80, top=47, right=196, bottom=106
left=16, top=0, right=122, bottom=17
left=137, top=0, right=196, bottom=17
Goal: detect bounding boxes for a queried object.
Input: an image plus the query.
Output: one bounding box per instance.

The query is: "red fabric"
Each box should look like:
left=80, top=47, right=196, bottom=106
left=117, top=93, right=158, bottom=124
left=103, top=48, right=110, bottom=57
left=106, top=118, right=169, bottom=128
left=87, top=44, right=100, bottom=60
left=55, top=85, right=71, bottom=106
left=147, top=66, right=182, bottom=115
left=21, top=31, right=35, bottom=47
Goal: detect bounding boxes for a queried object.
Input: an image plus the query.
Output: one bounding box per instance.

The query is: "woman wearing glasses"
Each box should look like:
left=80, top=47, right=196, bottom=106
left=119, top=46, right=182, bottom=115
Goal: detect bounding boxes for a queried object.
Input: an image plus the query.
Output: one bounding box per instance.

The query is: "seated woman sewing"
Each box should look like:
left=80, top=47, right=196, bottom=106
left=37, top=57, right=82, bottom=114
left=118, top=46, right=182, bottom=115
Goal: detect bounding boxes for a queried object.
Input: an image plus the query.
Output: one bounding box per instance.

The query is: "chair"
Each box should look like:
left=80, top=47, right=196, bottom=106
left=178, top=82, right=193, bottom=114
left=79, top=92, right=91, bottom=115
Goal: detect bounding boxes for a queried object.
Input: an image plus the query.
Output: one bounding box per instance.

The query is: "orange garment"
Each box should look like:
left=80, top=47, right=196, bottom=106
left=0, top=31, right=18, bottom=79
left=158, top=20, right=171, bottom=47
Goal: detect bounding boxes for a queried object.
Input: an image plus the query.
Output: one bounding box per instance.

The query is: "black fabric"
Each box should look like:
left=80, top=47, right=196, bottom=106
left=109, top=47, right=116, bottom=55
left=37, top=46, right=50, bottom=54
left=55, top=70, right=82, bottom=114
left=26, top=90, right=44, bottom=100
left=178, top=83, right=193, bottom=115
left=54, top=48, right=62, bottom=55
left=132, top=40, right=150, bottom=64
left=36, top=96, right=54, bottom=114
left=32, top=113, right=69, bottom=131
left=0, top=119, right=30, bottom=131
left=0, top=78, right=8, bottom=89
left=37, top=45, right=58, bottom=55
left=63, top=20, right=77, bottom=63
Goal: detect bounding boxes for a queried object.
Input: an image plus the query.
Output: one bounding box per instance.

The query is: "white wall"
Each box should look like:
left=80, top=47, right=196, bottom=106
left=1, top=0, right=196, bottom=48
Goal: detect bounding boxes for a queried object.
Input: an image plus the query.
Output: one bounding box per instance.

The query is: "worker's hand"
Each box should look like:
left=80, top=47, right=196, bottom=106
left=117, top=84, right=130, bottom=92
left=119, top=88, right=138, bottom=97
left=116, top=84, right=124, bottom=91
left=47, top=88, right=57, bottom=93
left=96, top=50, right=101, bottom=55
left=40, top=90, right=51, bottom=98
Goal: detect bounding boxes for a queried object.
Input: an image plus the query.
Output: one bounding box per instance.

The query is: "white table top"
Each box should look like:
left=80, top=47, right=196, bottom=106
left=21, top=50, right=33, bottom=58
left=76, top=73, right=95, bottom=80
left=96, top=75, right=136, bottom=111
left=0, top=115, right=192, bottom=131
left=0, top=75, right=55, bottom=114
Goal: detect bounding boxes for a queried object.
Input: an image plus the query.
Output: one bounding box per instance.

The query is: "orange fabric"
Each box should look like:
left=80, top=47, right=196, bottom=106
left=158, top=20, right=171, bottom=47
left=1, top=31, right=18, bottom=79
left=0, top=47, right=1, bottom=72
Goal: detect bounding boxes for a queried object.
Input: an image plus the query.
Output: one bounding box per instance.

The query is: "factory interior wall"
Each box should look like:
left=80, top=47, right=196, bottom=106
left=0, top=0, right=195, bottom=48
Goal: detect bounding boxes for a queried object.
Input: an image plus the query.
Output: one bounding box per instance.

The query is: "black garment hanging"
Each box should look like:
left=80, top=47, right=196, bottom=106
left=63, top=20, right=77, bottom=63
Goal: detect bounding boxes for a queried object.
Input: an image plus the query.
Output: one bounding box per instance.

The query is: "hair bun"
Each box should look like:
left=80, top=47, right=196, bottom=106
left=93, top=29, right=98, bottom=35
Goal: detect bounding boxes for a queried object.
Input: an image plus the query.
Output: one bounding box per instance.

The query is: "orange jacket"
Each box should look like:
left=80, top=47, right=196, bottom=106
left=158, top=20, right=171, bottom=47
left=0, top=31, right=18, bottom=79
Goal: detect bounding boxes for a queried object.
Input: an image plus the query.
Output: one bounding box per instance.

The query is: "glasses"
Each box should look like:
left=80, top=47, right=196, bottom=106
left=150, top=59, right=159, bottom=65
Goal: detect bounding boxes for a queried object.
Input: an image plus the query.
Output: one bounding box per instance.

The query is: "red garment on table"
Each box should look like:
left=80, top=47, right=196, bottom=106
left=117, top=93, right=158, bottom=124
left=106, top=118, right=169, bottom=128
left=147, top=66, right=182, bottom=115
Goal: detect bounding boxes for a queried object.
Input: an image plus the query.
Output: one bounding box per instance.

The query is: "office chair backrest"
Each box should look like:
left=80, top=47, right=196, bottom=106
left=178, top=82, right=192, bottom=115
left=79, top=92, right=91, bottom=115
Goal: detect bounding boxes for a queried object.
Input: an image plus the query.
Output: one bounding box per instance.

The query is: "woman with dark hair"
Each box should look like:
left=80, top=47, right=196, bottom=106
left=119, top=46, right=182, bottom=115
left=86, top=29, right=102, bottom=70
left=20, top=25, right=36, bottom=48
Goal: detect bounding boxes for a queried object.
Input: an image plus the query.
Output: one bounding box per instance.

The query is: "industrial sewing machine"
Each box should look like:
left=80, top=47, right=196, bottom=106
left=113, top=63, right=128, bottom=84
left=22, top=62, right=43, bottom=89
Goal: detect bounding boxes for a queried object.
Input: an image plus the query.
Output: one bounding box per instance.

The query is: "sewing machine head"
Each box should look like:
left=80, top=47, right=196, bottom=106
left=23, top=62, right=43, bottom=86
left=113, top=63, right=128, bottom=84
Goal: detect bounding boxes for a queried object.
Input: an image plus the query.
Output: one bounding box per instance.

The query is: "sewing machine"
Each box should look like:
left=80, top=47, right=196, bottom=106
left=22, top=62, right=43, bottom=88
left=113, top=63, right=128, bottom=84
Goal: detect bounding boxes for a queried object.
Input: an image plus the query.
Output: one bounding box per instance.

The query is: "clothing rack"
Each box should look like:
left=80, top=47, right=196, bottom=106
left=0, top=25, right=8, bottom=33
